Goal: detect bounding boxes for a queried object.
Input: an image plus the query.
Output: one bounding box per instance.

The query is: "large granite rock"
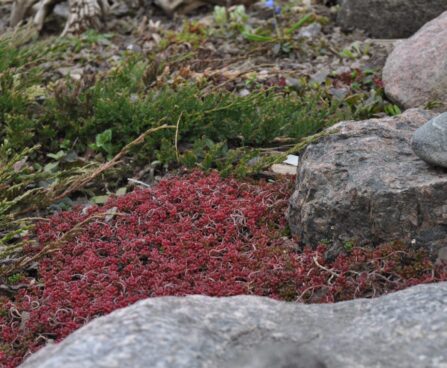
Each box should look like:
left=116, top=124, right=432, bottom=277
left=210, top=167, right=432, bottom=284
left=287, top=109, right=447, bottom=254
left=412, top=112, right=447, bottom=168
left=19, top=283, right=447, bottom=368
left=383, top=11, right=447, bottom=110
left=337, top=0, right=447, bottom=38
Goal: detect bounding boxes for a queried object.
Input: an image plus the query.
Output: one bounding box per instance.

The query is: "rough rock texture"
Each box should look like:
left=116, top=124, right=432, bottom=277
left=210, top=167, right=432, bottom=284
left=383, top=11, right=447, bottom=110
left=337, top=0, right=447, bottom=38
left=19, top=283, right=447, bottom=368
left=412, top=112, right=447, bottom=168
left=287, top=109, right=447, bottom=254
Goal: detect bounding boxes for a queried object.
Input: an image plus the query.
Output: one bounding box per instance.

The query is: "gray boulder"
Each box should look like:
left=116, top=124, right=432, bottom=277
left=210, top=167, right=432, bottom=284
left=19, top=283, right=447, bottom=368
left=383, top=11, right=447, bottom=110
left=337, top=0, right=447, bottom=39
left=287, top=109, right=447, bottom=254
left=412, top=112, right=447, bottom=168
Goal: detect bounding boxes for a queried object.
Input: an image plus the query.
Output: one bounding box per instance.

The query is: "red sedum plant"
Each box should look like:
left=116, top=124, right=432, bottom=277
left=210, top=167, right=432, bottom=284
left=1, top=171, right=446, bottom=367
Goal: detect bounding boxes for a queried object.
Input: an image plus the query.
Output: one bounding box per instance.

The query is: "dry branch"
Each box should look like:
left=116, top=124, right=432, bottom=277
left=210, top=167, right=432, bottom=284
left=51, top=124, right=175, bottom=202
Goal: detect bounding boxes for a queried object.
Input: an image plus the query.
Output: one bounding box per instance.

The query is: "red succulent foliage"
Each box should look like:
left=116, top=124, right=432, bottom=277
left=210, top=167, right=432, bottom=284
left=0, top=171, right=446, bottom=367
left=372, top=75, right=384, bottom=89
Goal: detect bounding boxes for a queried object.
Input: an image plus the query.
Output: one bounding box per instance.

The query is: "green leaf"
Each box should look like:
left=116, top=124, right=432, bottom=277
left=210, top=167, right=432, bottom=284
left=47, top=150, right=65, bottom=160
left=286, top=13, right=316, bottom=35
left=91, top=195, right=109, bottom=204
left=44, top=161, right=59, bottom=172
left=213, top=6, right=227, bottom=25
left=93, top=129, right=114, bottom=158
left=96, top=129, right=112, bottom=147
left=344, top=93, right=364, bottom=106
left=116, top=187, right=127, bottom=196
left=204, top=138, right=215, bottom=148
left=384, top=104, right=401, bottom=116
left=230, top=5, right=248, bottom=23
left=242, top=32, right=274, bottom=42
left=339, top=48, right=355, bottom=59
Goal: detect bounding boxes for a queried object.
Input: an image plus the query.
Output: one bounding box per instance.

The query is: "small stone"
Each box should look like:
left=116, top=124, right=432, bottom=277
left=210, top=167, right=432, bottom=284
left=285, top=77, right=300, bottom=88
left=297, top=23, right=321, bottom=40
left=333, top=66, right=351, bottom=75
left=126, top=44, right=142, bottom=53
left=70, top=73, right=82, bottom=81
left=239, top=88, right=250, bottom=97
left=435, top=247, right=447, bottom=266
left=310, top=69, right=330, bottom=84
left=412, top=112, right=447, bottom=168
left=247, top=156, right=262, bottom=167
left=329, top=87, right=349, bottom=100
left=271, top=164, right=297, bottom=175
left=283, top=155, right=299, bottom=167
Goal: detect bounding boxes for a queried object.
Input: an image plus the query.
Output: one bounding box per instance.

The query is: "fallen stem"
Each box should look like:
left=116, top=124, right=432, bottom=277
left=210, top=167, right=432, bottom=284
left=51, top=124, right=175, bottom=202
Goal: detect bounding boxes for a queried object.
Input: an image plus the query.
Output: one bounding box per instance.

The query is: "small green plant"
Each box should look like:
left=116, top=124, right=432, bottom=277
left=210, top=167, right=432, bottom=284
left=7, top=273, right=23, bottom=284
left=242, top=31, right=275, bottom=42
left=213, top=5, right=227, bottom=26
left=343, top=241, right=354, bottom=252
left=384, top=104, right=402, bottom=116
left=229, top=5, right=249, bottom=26
left=339, top=41, right=370, bottom=60
left=213, top=5, right=250, bottom=34
left=241, top=9, right=318, bottom=48
left=45, top=151, right=65, bottom=173
left=2, top=48, right=358, bottom=173
left=90, top=129, right=114, bottom=159
left=285, top=13, right=316, bottom=35
left=424, top=100, right=443, bottom=110
left=320, top=238, right=331, bottom=245
left=166, top=20, right=207, bottom=47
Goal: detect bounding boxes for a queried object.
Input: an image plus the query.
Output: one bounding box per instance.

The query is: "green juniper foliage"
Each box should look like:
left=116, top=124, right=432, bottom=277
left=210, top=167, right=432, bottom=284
left=1, top=51, right=355, bottom=170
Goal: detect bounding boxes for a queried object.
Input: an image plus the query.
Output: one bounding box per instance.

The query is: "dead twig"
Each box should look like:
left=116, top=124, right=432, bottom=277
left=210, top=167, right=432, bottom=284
left=51, top=124, right=175, bottom=202
left=174, top=112, right=183, bottom=162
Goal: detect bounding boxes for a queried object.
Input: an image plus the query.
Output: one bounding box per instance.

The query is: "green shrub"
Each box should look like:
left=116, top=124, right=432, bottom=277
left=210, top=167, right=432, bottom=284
left=1, top=63, right=353, bottom=171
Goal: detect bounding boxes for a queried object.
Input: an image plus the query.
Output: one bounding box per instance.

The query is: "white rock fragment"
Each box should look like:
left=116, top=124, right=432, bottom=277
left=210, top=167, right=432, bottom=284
left=283, top=154, right=299, bottom=166
left=271, top=164, right=297, bottom=175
